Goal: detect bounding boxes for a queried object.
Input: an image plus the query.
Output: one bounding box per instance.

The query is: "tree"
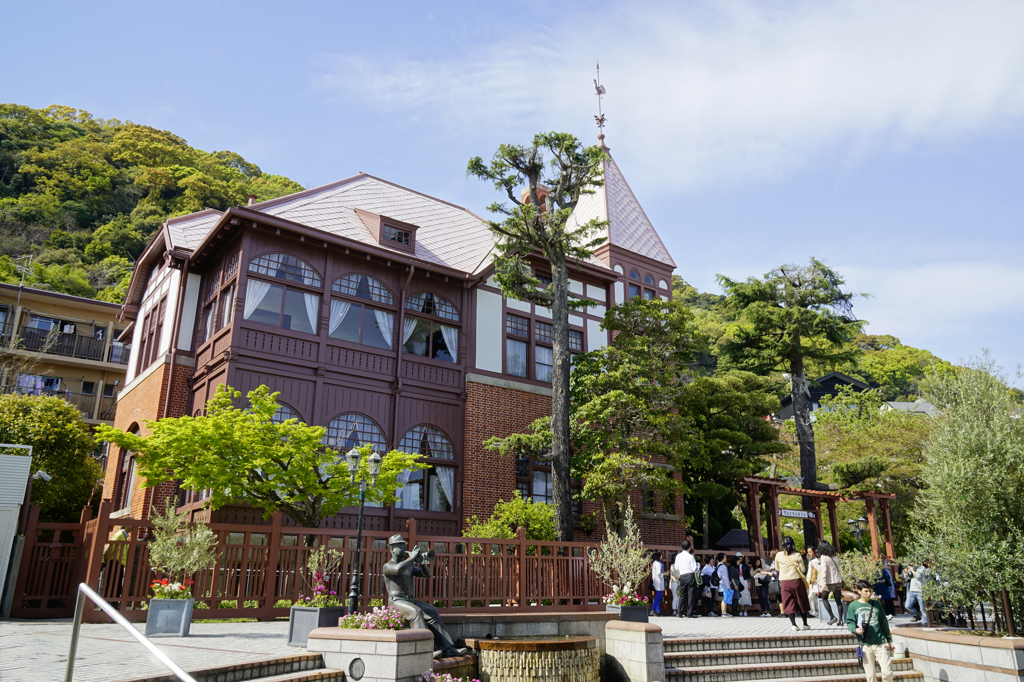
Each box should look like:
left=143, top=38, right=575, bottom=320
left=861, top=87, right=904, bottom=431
left=0, top=393, right=101, bottom=522
left=467, top=133, right=607, bottom=541
left=463, top=491, right=556, bottom=541
left=718, top=259, right=865, bottom=547
left=570, top=298, right=698, bottom=537
left=96, top=385, right=425, bottom=529
left=909, top=353, right=1024, bottom=622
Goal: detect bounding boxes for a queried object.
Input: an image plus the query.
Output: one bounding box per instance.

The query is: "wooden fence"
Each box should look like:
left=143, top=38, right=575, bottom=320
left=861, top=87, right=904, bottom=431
left=9, top=500, right=757, bottom=623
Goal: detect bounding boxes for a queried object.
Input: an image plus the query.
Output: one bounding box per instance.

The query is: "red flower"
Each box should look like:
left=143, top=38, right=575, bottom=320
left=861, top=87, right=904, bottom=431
left=161, top=578, right=169, bottom=585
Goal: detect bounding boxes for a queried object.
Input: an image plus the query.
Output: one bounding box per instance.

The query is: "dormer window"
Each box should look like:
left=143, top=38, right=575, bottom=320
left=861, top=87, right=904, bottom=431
left=383, top=224, right=411, bottom=246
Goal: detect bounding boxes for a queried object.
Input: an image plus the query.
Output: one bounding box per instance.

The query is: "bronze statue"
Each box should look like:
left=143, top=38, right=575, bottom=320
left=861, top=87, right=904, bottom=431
left=383, top=534, right=466, bottom=658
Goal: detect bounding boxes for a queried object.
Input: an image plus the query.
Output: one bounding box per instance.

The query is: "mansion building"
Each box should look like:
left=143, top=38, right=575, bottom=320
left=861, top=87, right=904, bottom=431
left=105, top=152, right=682, bottom=542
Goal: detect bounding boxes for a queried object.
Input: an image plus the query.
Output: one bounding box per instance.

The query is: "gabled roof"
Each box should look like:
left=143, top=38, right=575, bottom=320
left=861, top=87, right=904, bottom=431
left=251, top=173, right=495, bottom=274
left=165, top=209, right=223, bottom=252
left=567, top=154, right=676, bottom=269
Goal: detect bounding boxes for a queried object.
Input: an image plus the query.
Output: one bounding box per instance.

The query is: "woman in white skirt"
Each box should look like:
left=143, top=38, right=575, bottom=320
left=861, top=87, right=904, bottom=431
left=736, top=553, right=753, bottom=616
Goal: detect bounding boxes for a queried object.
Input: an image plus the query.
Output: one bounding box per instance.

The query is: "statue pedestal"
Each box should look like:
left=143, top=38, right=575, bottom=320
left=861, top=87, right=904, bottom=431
left=307, top=627, right=434, bottom=682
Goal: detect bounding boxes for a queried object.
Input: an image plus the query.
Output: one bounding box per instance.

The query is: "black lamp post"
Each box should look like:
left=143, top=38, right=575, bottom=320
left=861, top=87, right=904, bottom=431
left=345, top=447, right=383, bottom=615
left=846, top=516, right=868, bottom=553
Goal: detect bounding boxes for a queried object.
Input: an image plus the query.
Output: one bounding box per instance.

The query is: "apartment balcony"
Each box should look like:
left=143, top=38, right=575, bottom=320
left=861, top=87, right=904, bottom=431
left=0, top=385, right=117, bottom=423
left=11, top=325, right=130, bottom=366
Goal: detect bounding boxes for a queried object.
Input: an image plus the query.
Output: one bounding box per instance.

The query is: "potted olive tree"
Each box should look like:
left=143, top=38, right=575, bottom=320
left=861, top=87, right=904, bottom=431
left=145, top=498, right=218, bottom=637
left=589, top=506, right=653, bottom=623
left=287, top=545, right=347, bottom=647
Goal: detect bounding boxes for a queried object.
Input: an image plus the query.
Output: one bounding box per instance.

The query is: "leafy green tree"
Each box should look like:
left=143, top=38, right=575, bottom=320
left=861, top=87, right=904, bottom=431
left=96, top=385, right=426, bottom=529
left=0, top=393, right=101, bottom=522
left=718, top=259, right=865, bottom=547
left=909, top=353, right=1024, bottom=621
left=463, top=491, right=556, bottom=541
left=467, top=133, right=607, bottom=541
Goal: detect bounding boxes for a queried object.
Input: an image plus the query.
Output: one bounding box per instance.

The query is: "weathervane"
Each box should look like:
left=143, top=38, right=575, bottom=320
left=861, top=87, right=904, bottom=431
left=594, top=62, right=608, bottom=150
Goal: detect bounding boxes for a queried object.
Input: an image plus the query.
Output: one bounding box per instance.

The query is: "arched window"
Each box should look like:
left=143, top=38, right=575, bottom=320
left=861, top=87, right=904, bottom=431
left=395, top=425, right=455, bottom=513
left=329, top=274, right=396, bottom=350
left=248, top=253, right=322, bottom=287
left=324, top=413, right=387, bottom=452
left=644, top=274, right=654, bottom=285
left=333, top=274, right=395, bottom=305
left=406, top=292, right=458, bottom=321
left=398, top=425, right=454, bottom=459
left=115, top=424, right=140, bottom=511
left=270, top=403, right=301, bottom=424
left=629, top=270, right=640, bottom=281
left=402, top=293, right=459, bottom=363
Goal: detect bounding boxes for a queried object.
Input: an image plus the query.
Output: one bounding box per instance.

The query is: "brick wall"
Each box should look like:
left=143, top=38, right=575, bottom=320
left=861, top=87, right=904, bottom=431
left=464, top=377, right=687, bottom=546
left=105, top=359, right=193, bottom=522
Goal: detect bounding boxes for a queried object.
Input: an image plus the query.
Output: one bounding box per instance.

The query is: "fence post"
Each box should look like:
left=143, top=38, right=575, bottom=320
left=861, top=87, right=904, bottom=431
left=9, top=506, right=40, bottom=615
left=259, top=512, right=282, bottom=621
left=517, top=526, right=527, bottom=610
left=81, top=500, right=111, bottom=623
left=1002, top=587, right=1017, bottom=637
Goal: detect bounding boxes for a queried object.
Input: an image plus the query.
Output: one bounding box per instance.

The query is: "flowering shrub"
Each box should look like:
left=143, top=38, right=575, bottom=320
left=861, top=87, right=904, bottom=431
left=339, top=605, right=407, bottom=630
left=602, top=583, right=649, bottom=607
left=295, top=546, right=345, bottom=608
left=151, top=578, right=193, bottom=600
left=419, top=673, right=480, bottom=682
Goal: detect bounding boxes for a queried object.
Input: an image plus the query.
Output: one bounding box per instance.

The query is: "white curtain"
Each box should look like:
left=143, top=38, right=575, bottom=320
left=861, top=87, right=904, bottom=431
left=435, top=466, right=454, bottom=510
left=396, top=468, right=419, bottom=509
left=440, top=325, right=458, bottom=362
left=329, top=300, right=352, bottom=334
left=506, top=339, right=526, bottom=377
left=374, top=310, right=394, bottom=349
left=303, top=293, right=319, bottom=332
left=402, top=317, right=418, bottom=344
left=243, top=280, right=272, bottom=319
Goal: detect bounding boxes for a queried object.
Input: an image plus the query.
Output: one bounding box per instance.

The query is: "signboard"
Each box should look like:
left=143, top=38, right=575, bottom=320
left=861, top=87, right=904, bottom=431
left=780, top=509, right=816, bottom=520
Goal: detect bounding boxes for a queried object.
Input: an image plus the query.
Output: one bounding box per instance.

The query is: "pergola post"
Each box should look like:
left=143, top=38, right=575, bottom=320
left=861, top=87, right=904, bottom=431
left=880, top=498, right=896, bottom=559
left=827, top=499, right=841, bottom=553
left=749, top=481, right=763, bottom=557
left=767, top=486, right=783, bottom=554
left=864, top=498, right=881, bottom=559
left=811, top=497, right=823, bottom=549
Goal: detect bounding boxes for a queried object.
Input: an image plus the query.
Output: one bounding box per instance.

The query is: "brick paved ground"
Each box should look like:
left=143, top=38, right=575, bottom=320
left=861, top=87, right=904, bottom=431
left=0, top=612, right=918, bottom=681
left=0, top=619, right=293, bottom=682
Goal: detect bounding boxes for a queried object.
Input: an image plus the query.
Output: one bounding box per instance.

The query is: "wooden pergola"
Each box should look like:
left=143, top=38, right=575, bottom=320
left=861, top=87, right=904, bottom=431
left=743, top=476, right=896, bottom=560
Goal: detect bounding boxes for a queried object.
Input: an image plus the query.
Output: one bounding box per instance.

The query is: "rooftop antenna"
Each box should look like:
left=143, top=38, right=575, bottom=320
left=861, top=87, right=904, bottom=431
left=594, top=62, right=608, bottom=150
left=13, top=254, right=34, bottom=309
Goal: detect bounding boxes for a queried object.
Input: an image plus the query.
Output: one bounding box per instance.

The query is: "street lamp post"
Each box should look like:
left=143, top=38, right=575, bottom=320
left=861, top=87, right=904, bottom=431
left=846, top=517, right=867, bottom=554
left=345, top=448, right=383, bottom=615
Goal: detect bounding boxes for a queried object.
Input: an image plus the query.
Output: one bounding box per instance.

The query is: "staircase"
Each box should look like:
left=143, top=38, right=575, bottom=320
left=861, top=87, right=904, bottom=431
left=663, top=633, right=923, bottom=682
left=118, top=653, right=344, bottom=682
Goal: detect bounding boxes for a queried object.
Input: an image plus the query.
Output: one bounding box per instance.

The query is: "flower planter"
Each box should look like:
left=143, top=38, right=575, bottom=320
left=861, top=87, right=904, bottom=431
left=145, top=598, right=194, bottom=637
left=288, top=605, right=347, bottom=647
left=610, top=605, right=649, bottom=623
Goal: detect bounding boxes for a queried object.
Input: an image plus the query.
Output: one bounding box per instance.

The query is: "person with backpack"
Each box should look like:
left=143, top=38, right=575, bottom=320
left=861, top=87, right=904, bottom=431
left=847, top=579, right=895, bottom=682
left=714, top=552, right=733, bottom=616
left=701, top=556, right=719, bottom=616
left=874, top=559, right=896, bottom=619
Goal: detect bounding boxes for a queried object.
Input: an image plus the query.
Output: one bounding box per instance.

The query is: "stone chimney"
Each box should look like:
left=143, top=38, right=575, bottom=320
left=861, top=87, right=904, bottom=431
left=247, top=194, right=257, bottom=206
left=519, top=185, right=550, bottom=211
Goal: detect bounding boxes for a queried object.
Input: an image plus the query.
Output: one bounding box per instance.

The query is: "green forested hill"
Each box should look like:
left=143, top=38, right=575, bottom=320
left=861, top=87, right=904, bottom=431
left=0, top=104, right=303, bottom=302
left=671, top=274, right=953, bottom=400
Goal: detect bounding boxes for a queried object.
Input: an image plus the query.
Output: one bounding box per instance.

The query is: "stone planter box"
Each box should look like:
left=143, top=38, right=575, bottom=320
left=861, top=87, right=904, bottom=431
left=892, top=626, right=1024, bottom=682
left=605, top=620, right=664, bottom=682
left=287, top=606, right=347, bottom=647
left=145, top=598, right=194, bottom=637
left=606, top=605, right=649, bottom=623
left=306, top=627, right=434, bottom=682
left=816, top=595, right=847, bottom=623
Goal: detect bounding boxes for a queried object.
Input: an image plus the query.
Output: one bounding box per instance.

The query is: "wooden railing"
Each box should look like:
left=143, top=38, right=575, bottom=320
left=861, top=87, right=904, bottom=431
left=9, top=500, right=757, bottom=623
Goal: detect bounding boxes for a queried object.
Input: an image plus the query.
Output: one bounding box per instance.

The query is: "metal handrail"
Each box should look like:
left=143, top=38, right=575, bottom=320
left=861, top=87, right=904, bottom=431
left=65, top=583, right=197, bottom=682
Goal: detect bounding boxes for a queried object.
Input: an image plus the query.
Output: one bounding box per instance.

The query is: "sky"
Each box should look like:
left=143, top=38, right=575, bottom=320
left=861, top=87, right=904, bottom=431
left=3, top=0, right=1023, bottom=379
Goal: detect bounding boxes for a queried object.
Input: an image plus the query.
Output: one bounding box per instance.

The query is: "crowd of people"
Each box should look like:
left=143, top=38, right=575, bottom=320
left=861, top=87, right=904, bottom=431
left=647, top=539, right=931, bottom=682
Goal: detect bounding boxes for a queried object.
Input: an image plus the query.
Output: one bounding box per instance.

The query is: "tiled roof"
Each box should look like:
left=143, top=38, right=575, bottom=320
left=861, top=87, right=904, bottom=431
left=254, top=174, right=495, bottom=274
left=165, top=209, right=223, bottom=252
left=566, top=155, right=676, bottom=269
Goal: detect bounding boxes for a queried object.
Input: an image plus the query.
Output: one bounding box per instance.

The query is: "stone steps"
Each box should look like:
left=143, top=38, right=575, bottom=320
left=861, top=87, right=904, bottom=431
left=116, top=653, right=337, bottom=682
left=665, top=658, right=918, bottom=682
left=665, top=644, right=857, bottom=667
left=664, top=633, right=857, bottom=653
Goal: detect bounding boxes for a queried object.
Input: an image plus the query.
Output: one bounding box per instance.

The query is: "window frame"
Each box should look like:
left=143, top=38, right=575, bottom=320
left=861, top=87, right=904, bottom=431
left=394, top=424, right=458, bottom=515
left=502, top=310, right=583, bottom=383
left=401, top=292, right=461, bottom=364
left=242, top=276, right=322, bottom=337
left=328, top=273, right=399, bottom=352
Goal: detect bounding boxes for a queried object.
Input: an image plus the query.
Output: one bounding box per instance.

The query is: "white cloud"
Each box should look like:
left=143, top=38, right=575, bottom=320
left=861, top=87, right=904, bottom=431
left=313, top=0, right=1024, bottom=189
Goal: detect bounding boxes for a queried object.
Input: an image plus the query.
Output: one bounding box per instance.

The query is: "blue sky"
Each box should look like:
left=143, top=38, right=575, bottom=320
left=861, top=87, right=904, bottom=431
left=4, top=0, right=1023, bottom=378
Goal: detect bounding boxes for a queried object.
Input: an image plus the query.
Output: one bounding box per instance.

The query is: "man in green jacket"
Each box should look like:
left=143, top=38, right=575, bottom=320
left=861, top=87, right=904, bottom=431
left=846, top=579, right=894, bottom=682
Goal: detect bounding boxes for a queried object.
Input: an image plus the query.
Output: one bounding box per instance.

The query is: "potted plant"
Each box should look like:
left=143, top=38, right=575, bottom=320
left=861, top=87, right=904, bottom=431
left=603, top=584, right=651, bottom=622
left=145, top=498, right=218, bottom=636
left=588, top=506, right=653, bottom=623
left=287, top=545, right=347, bottom=647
